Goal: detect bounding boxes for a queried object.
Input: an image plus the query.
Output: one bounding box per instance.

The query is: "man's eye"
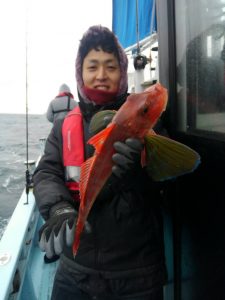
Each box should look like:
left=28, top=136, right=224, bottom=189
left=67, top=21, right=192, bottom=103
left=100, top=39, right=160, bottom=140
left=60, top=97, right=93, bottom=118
left=88, top=66, right=96, bottom=70
left=107, top=66, right=117, bottom=70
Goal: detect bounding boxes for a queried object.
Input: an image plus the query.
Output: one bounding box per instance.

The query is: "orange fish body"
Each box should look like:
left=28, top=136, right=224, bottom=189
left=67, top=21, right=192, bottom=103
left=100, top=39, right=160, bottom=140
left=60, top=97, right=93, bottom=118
left=72, top=83, right=168, bottom=255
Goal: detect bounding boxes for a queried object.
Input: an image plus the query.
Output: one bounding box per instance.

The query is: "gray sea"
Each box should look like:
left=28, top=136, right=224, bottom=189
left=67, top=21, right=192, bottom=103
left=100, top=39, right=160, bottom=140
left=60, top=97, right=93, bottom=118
left=0, top=113, right=52, bottom=239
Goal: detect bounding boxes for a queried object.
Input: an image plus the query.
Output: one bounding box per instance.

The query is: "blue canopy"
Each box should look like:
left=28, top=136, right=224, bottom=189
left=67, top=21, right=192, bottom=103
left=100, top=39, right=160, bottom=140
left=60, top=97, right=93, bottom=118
left=112, top=0, right=157, bottom=49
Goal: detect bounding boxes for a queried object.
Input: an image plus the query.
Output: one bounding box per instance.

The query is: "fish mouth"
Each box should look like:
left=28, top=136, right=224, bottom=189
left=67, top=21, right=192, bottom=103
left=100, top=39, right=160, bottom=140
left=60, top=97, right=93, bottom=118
left=162, top=90, right=168, bottom=111
left=155, top=83, right=168, bottom=111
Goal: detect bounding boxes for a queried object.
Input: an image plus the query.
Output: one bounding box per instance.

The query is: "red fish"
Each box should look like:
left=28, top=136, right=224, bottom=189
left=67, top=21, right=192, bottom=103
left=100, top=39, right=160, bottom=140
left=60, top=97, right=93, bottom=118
left=72, top=83, right=200, bottom=255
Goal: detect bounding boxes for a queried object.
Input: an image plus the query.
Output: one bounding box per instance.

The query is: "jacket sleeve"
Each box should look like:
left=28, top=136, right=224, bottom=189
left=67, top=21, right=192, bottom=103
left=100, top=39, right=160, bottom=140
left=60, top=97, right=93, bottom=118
left=33, top=119, right=74, bottom=220
left=46, top=101, right=54, bottom=123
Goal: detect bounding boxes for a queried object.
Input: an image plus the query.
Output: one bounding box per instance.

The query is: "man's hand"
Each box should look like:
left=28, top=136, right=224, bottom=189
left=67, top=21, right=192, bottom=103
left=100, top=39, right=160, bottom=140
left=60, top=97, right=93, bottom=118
left=39, top=206, right=91, bottom=258
left=112, top=138, right=144, bottom=179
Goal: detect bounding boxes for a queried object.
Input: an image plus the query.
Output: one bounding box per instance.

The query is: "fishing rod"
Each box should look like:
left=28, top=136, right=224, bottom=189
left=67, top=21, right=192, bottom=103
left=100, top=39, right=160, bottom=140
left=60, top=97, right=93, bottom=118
left=24, top=12, right=34, bottom=205
left=24, top=26, right=30, bottom=205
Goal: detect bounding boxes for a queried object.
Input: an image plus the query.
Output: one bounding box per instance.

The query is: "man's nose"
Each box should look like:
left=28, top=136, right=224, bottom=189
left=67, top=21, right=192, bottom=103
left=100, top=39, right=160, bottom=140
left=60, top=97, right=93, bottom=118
left=96, top=66, right=107, bottom=80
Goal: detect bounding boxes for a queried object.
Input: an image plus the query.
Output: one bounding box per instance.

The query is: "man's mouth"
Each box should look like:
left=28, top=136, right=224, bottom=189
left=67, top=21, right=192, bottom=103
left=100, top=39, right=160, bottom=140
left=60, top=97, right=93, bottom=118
left=94, top=85, right=109, bottom=90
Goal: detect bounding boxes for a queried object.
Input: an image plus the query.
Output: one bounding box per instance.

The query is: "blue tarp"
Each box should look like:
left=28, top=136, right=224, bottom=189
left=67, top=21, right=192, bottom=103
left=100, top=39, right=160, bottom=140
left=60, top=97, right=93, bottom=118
left=112, top=0, right=157, bottom=49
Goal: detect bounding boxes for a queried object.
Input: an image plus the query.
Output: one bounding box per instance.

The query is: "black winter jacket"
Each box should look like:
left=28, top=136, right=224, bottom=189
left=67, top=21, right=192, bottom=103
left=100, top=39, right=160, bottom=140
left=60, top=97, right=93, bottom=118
left=33, top=94, right=167, bottom=288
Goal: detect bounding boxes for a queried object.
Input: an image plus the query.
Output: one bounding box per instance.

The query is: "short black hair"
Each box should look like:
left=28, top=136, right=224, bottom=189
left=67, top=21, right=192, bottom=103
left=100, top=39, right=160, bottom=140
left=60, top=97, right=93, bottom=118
left=79, top=25, right=120, bottom=63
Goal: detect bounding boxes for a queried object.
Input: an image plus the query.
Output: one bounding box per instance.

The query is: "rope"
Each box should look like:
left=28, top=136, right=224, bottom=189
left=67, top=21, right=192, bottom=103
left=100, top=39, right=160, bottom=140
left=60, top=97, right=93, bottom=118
left=135, top=0, right=140, bottom=54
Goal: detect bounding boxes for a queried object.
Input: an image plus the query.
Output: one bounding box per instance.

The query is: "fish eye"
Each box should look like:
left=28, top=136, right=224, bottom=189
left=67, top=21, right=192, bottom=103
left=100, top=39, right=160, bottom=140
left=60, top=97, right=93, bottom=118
left=142, top=106, right=149, bottom=114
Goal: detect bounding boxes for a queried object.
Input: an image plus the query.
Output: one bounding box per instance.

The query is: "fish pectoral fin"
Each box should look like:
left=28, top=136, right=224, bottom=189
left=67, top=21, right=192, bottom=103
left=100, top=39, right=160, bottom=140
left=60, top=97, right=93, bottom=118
left=144, top=134, right=201, bottom=181
left=87, top=123, right=116, bottom=152
left=89, top=110, right=117, bottom=135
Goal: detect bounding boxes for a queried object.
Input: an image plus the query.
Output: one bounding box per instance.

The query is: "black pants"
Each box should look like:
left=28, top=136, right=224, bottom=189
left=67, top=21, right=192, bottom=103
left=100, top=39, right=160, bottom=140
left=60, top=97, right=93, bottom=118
left=51, top=261, right=164, bottom=300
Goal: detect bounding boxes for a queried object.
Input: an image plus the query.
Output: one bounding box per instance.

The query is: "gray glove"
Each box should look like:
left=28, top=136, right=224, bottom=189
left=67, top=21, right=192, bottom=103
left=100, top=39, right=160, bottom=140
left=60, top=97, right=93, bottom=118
left=39, top=206, right=91, bottom=258
left=112, top=138, right=144, bottom=178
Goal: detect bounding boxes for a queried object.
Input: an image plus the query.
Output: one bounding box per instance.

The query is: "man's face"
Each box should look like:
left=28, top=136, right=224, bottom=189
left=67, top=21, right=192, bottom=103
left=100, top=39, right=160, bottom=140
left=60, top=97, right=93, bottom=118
left=82, top=49, right=121, bottom=92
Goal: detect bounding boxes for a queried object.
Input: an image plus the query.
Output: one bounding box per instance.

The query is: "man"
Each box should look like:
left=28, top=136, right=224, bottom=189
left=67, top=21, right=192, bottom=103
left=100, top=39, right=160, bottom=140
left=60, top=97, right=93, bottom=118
left=46, top=83, right=77, bottom=123
left=33, top=25, right=166, bottom=300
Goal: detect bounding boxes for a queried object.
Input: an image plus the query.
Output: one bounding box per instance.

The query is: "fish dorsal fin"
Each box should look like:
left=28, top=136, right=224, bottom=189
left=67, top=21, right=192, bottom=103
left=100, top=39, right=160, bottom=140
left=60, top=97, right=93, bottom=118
left=89, top=110, right=116, bottom=135
left=144, top=134, right=201, bottom=181
left=87, top=123, right=115, bottom=153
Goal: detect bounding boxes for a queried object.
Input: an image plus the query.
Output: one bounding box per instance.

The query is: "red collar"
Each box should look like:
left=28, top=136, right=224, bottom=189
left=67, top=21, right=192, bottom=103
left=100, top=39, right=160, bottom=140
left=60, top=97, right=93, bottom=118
left=83, top=86, right=117, bottom=105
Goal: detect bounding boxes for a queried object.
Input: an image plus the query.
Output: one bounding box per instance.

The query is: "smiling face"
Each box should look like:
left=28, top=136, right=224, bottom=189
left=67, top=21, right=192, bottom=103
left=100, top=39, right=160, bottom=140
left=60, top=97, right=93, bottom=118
left=82, top=48, right=121, bottom=92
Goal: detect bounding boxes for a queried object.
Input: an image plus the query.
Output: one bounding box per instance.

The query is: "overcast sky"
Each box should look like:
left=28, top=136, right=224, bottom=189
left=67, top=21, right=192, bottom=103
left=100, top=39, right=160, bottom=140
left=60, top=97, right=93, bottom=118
left=0, top=0, right=112, bottom=114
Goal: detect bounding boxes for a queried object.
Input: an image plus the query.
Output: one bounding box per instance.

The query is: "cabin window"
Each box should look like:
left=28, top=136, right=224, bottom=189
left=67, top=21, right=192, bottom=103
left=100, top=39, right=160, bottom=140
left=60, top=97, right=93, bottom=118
left=175, top=0, right=225, bottom=133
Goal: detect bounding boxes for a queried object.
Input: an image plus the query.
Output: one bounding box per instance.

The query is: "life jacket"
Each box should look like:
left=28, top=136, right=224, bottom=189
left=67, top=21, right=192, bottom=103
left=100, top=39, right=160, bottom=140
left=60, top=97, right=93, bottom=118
left=62, top=106, right=84, bottom=201
left=53, top=93, right=74, bottom=114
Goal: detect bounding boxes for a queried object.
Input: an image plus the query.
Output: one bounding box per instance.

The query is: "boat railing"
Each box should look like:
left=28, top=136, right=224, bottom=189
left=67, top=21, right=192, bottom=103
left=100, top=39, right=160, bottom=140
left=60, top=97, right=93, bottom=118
left=0, top=186, right=39, bottom=299
left=0, top=138, right=58, bottom=300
